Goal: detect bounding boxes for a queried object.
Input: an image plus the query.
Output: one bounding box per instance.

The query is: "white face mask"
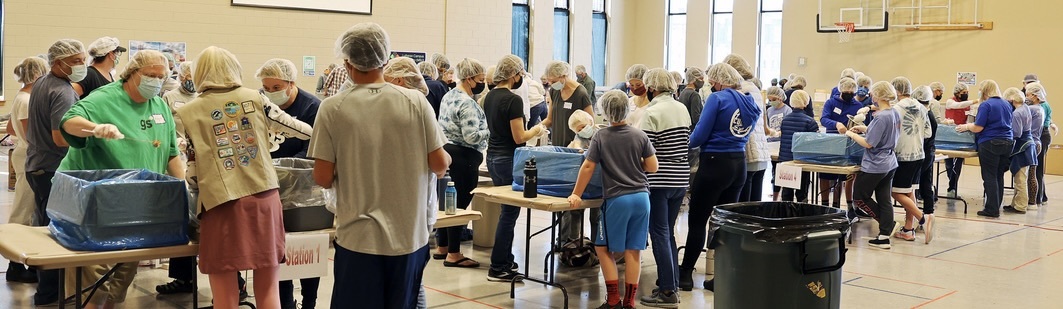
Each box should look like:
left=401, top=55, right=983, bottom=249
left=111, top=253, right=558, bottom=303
left=66, top=62, right=88, bottom=83
left=137, top=76, right=164, bottom=99
left=551, top=81, right=564, bottom=91
left=265, top=87, right=291, bottom=106
left=577, top=125, right=595, bottom=139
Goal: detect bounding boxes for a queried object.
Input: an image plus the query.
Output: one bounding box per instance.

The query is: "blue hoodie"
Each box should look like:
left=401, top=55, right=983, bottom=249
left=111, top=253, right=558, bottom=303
left=689, top=88, right=762, bottom=153
left=820, top=95, right=865, bottom=133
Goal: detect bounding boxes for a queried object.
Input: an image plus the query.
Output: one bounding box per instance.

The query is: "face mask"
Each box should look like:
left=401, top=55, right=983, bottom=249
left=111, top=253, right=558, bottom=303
left=551, top=81, right=564, bottom=91
left=487, top=84, right=496, bottom=91
left=472, top=82, right=486, bottom=94
left=958, top=93, right=969, bottom=101
left=512, top=76, right=524, bottom=89
left=918, top=100, right=930, bottom=105
left=66, top=62, right=88, bottom=83
left=934, top=95, right=942, bottom=101
left=646, top=89, right=656, bottom=101
left=694, top=81, right=705, bottom=90
left=265, top=87, right=291, bottom=106
left=181, top=80, right=195, bottom=93
left=113, top=53, right=120, bottom=66
left=841, top=93, right=855, bottom=102
left=446, top=81, right=458, bottom=89
left=577, top=125, right=595, bottom=139
left=631, top=86, right=647, bottom=96
left=771, top=100, right=784, bottom=108
left=137, top=76, right=164, bottom=99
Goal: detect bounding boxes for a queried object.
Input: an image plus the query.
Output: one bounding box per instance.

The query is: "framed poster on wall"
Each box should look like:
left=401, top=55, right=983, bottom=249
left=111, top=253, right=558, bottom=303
left=232, top=0, right=372, bottom=15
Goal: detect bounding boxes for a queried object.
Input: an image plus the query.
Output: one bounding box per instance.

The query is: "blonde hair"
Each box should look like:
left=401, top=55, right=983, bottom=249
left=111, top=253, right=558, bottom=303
left=568, top=109, right=594, bottom=133
left=14, top=57, right=48, bottom=84
left=870, top=81, right=898, bottom=103
left=790, top=90, right=811, bottom=109
left=979, top=80, right=1002, bottom=100
left=1002, top=87, right=1025, bottom=105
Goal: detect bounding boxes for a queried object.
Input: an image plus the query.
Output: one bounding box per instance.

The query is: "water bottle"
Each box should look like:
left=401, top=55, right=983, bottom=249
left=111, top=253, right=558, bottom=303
left=524, top=158, right=537, bottom=198
left=444, top=182, right=457, bottom=215
left=437, top=171, right=451, bottom=211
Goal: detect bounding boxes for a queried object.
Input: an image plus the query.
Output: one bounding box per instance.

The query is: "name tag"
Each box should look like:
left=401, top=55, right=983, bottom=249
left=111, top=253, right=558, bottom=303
left=834, top=107, right=842, bottom=115
left=564, top=102, right=573, bottom=110
left=152, top=114, right=165, bottom=124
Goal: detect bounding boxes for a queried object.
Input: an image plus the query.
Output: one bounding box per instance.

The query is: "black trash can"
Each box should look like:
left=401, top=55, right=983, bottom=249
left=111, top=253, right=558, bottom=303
left=710, top=202, right=850, bottom=309
left=274, top=158, right=334, bottom=232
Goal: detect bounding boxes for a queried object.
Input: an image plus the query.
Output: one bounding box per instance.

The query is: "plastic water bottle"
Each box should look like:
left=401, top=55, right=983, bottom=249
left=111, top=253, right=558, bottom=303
left=524, top=158, right=537, bottom=198
left=438, top=172, right=451, bottom=211
left=445, top=182, right=457, bottom=215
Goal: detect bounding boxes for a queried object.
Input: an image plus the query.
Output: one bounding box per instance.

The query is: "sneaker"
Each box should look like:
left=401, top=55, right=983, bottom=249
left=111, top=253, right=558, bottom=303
left=1003, top=206, right=1026, bottom=214
left=596, top=302, right=621, bottom=309
left=509, top=262, right=519, bottom=271
left=5, top=263, right=38, bottom=283
left=923, top=214, right=935, bottom=244
left=1028, top=204, right=1039, bottom=211
left=487, top=269, right=523, bottom=282
left=868, top=235, right=891, bottom=249
left=976, top=210, right=999, bottom=218
left=946, top=190, right=958, bottom=198
left=893, top=228, right=915, bottom=241
left=639, top=290, right=680, bottom=308
left=704, top=278, right=715, bottom=291
left=155, top=279, right=194, bottom=295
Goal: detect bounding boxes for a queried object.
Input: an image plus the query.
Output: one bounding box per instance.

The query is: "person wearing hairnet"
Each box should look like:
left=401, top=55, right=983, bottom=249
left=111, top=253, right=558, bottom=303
left=818, top=77, right=863, bottom=208
left=161, top=61, right=197, bottom=137
left=682, top=63, right=761, bottom=291
left=162, top=53, right=180, bottom=93
left=541, top=60, right=594, bottom=148
left=831, top=67, right=857, bottom=98
left=764, top=86, right=790, bottom=201
left=567, top=109, right=595, bottom=149
left=483, top=55, right=548, bottom=283
left=1026, top=82, right=1056, bottom=206
left=568, top=89, right=658, bottom=309
left=53, top=49, right=183, bottom=309
left=417, top=61, right=450, bottom=116
left=634, top=69, right=690, bottom=307
left=911, top=85, right=939, bottom=243
left=928, top=82, right=947, bottom=121
left=778, top=90, right=819, bottom=203
left=178, top=46, right=312, bottom=309
left=309, top=23, right=447, bottom=308
left=679, top=67, right=706, bottom=181
left=956, top=80, right=1013, bottom=218
left=1026, top=86, right=1045, bottom=212
left=4, top=57, right=48, bottom=284
left=433, top=57, right=489, bottom=269
left=723, top=54, right=770, bottom=205
left=1001, top=87, right=1037, bottom=216
left=73, top=36, right=127, bottom=99
left=26, top=39, right=88, bottom=306
left=575, top=64, right=597, bottom=103
left=888, top=77, right=931, bottom=242
left=943, top=82, right=973, bottom=197
left=623, top=64, right=650, bottom=127
left=846, top=81, right=901, bottom=249
left=431, top=53, right=454, bottom=88
left=784, top=76, right=812, bottom=117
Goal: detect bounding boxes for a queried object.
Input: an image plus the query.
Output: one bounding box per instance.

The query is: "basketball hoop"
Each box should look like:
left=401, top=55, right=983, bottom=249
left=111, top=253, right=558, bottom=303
left=835, top=22, right=856, bottom=43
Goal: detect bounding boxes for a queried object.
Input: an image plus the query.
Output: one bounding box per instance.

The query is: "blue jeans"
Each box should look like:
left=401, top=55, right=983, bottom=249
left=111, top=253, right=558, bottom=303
left=527, top=102, right=548, bottom=129
left=648, top=187, right=686, bottom=291
left=487, top=155, right=521, bottom=272
left=978, top=138, right=1014, bottom=215
left=331, top=243, right=428, bottom=309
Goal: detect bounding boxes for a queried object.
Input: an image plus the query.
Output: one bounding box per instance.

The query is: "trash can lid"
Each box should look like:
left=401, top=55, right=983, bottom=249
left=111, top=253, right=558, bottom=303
left=710, top=202, right=851, bottom=243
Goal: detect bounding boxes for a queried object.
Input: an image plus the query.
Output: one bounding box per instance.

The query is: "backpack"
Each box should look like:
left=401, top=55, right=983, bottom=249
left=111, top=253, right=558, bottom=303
left=559, top=238, right=599, bottom=267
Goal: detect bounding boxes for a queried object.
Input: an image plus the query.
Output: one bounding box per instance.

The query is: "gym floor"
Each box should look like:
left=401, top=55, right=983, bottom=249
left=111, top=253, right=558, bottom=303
left=1, top=157, right=1061, bottom=308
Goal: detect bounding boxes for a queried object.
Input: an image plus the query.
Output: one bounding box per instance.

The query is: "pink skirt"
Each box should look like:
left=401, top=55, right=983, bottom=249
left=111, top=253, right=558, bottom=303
left=198, top=189, right=285, bottom=274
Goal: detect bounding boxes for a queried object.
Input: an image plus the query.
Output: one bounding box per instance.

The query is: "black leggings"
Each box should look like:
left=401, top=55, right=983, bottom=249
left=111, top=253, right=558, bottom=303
left=917, top=149, right=936, bottom=213
left=437, top=144, right=483, bottom=253
left=1036, top=130, right=1051, bottom=203
left=853, top=169, right=897, bottom=236
left=681, top=152, right=746, bottom=269
left=739, top=169, right=766, bottom=202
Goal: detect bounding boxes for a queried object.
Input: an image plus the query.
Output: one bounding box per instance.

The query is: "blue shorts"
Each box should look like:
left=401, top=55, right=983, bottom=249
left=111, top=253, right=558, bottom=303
left=594, top=192, right=650, bottom=252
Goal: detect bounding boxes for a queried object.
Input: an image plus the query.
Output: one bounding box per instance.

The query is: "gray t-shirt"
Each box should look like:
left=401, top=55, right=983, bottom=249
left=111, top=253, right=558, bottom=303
left=861, top=108, right=900, bottom=174
left=548, top=84, right=592, bottom=147
left=309, top=83, right=446, bottom=256
left=586, top=125, right=655, bottom=199
left=677, top=88, right=703, bottom=131
left=26, top=73, right=78, bottom=172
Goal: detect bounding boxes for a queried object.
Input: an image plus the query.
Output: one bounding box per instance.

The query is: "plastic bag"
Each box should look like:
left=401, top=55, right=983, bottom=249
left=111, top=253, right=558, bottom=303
left=709, top=202, right=850, bottom=244
left=323, top=188, right=337, bottom=214
left=791, top=132, right=863, bottom=166
left=512, top=146, right=604, bottom=199
left=935, top=124, right=976, bottom=150
left=427, top=173, right=438, bottom=227
left=273, top=158, right=325, bottom=210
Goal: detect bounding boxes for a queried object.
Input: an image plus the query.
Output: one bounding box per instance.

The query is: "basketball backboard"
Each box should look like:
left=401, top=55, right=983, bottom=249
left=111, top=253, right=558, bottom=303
left=817, top=0, right=889, bottom=32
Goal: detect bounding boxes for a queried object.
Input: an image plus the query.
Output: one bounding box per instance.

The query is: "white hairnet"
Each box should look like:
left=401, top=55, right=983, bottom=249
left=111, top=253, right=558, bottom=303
left=484, top=65, right=497, bottom=86
left=418, top=61, right=438, bottom=80
left=706, top=63, right=744, bottom=88
left=193, top=46, right=243, bottom=92
left=912, top=85, right=933, bottom=102
left=838, top=77, right=858, bottom=92
left=854, top=71, right=865, bottom=79
left=643, top=68, right=678, bottom=93
left=575, top=65, right=587, bottom=74
left=790, top=90, right=811, bottom=108
left=953, top=82, right=969, bottom=94
left=47, top=39, right=86, bottom=64
left=787, top=73, right=796, bottom=80
left=929, top=82, right=945, bottom=92
left=568, top=109, right=594, bottom=132
left=1002, top=87, right=1025, bottom=104
left=545, top=61, right=571, bottom=79
left=670, top=71, right=684, bottom=86
left=856, top=75, right=872, bottom=88
left=1026, top=82, right=1047, bottom=102
left=335, top=22, right=390, bottom=72
left=870, top=81, right=897, bottom=102
left=766, top=86, right=787, bottom=101
left=118, top=49, right=170, bottom=81
left=685, top=67, right=704, bottom=85
left=723, top=54, right=755, bottom=80
left=492, top=55, right=524, bottom=83
left=625, top=64, right=648, bottom=81
left=431, top=53, right=451, bottom=71
left=453, top=58, right=485, bottom=81
left=599, top=90, right=630, bottom=123
left=749, top=78, right=763, bottom=90
left=255, top=58, right=298, bottom=82
left=890, top=76, right=912, bottom=96
left=840, top=68, right=856, bottom=79
left=87, top=36, right=125, bottom=58
left=14, top=57, right=48, bottom=84
left=979, top=80, right=1001, bottom=100
left=787, top=76, right=807, bottom=89
left=176, top=61, right=194, bottom=80
left=384, top=57, right=428, bottom=95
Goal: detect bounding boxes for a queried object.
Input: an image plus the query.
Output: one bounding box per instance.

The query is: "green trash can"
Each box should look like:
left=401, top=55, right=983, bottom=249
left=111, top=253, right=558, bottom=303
left=710, top=202, right=850, bottom=309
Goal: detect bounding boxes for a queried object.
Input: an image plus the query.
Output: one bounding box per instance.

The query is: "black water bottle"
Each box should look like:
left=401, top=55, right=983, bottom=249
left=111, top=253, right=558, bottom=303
left=524, top=158, right=537, bottom=198
left=438, top=171, right=451, bottom=210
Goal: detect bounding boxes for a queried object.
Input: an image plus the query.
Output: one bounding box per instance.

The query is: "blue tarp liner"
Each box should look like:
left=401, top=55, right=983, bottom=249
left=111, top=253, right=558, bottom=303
left=936, top=124, right=977, bottom=150
left=48, top=169, right=189, bottom=251
left=512, top=146, right=604, bottom=199
left=791, top=132, right=863, bottom=166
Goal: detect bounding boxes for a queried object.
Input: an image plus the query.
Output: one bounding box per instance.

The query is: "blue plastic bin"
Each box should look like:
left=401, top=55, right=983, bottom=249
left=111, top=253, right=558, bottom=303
left=791, top=132, right=863, bottom=166
left=511, top=146, right=604, bottom=199
left=935, top=124, right=977, bottom=150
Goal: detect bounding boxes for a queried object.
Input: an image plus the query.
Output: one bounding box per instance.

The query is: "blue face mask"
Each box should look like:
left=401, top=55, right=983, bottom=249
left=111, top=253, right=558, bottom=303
left=181, top=80, right=195, bottom=93
left=138, top=75, right=164, bottom=99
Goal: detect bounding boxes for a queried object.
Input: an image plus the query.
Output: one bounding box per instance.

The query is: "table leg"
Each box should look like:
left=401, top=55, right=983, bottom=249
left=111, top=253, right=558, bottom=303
left=193, top=257, right=199, bottom=309
left=75, top=269, right=82, bottom=308
left=57, top=268, right=65, bottom=308
left=934, top=158, right=969, bottom=213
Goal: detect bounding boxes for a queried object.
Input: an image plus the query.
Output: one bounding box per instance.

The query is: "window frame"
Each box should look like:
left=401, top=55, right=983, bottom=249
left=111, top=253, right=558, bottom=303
left=757, top=0, right=784, bottom=85
left=710, top=0, right=735, bottom=65
left=512, top=1, right=531, bottom=68
left=591, top=0, right=608, bottom=84
left=666, top=0, right=688, bottom=72
left=553, top=0, right=571, bottom=62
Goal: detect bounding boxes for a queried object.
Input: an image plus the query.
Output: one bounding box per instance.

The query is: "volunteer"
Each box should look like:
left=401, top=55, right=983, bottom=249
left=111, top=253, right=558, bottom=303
left=943, top=83, right=974, bottom=197
left=623, top=64, right=650, bottom=127
left=5, top=56, right=48, bottom=284
left=956, top=80, right=1013, bottom=218
left=723, top=54, right=769, bottom=203
left=73, top=36, right=126, bottom=99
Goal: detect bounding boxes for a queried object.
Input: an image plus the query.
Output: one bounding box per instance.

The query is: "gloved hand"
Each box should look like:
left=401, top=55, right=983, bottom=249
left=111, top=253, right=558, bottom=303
left=536, top=124, right=550, bottom=137
left=92, top=124, right=125, bottom=139
left=857, top=106, right=871, bottom=115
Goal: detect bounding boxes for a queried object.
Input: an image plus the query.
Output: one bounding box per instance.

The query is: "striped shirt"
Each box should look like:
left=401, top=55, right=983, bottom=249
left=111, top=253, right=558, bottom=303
left=640, top=95, right=693, bottom=188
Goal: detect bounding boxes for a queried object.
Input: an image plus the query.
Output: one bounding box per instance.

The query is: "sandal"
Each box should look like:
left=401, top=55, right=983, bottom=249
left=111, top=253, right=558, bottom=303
left=443, top=257, right=480, bottom=268
left=432, top=252, right=447, bottom=260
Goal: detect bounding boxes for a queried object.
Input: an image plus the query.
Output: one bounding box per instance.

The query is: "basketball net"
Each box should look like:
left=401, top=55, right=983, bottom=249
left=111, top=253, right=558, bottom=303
left=835, top=22, right=855, bottom=43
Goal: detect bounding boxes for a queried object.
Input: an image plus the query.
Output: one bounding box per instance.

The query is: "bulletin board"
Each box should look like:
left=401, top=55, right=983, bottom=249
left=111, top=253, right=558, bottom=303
left=232, top=0, right=372, bottom=15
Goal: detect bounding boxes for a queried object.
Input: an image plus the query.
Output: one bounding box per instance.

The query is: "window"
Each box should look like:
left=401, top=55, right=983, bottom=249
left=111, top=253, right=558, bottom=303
left=512, top=0, right=530, bottom=68
left=591, top=0, right=608, bottom=84
left=757, top=0, right=784, bottom=86
left=710, top=0, right=734, bottom=65
left=666, top=0, right=687, bottom=72
left=554, top=0, right=570, bottom=62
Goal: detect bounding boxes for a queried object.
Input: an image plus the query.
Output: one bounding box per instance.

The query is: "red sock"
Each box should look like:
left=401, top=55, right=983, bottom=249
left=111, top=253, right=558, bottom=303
left=624, top=283, right=639, bottom=307
left=606, top=280, right=620, bottom=305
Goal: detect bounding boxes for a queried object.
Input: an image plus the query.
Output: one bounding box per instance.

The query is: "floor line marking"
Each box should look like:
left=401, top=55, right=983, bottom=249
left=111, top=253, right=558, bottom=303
left=926, top=216, right=1063, bottom=258
left=1048, top=248, right=1063, bottom=256
left=842, top=276, right=863, bottom=284
left=1011, top=257, right=1043, bottom=270
left=911, top=290, right=958, bottom=309
left=424, top=285, right=506, bottom=309
left=842, top=271, right=948, bottom=289
left=843, top=282, right=932, bottom=300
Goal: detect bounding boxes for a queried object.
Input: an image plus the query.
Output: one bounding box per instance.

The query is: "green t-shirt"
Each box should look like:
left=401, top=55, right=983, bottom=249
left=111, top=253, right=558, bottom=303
left=58, top=81, right=179, bottom=174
